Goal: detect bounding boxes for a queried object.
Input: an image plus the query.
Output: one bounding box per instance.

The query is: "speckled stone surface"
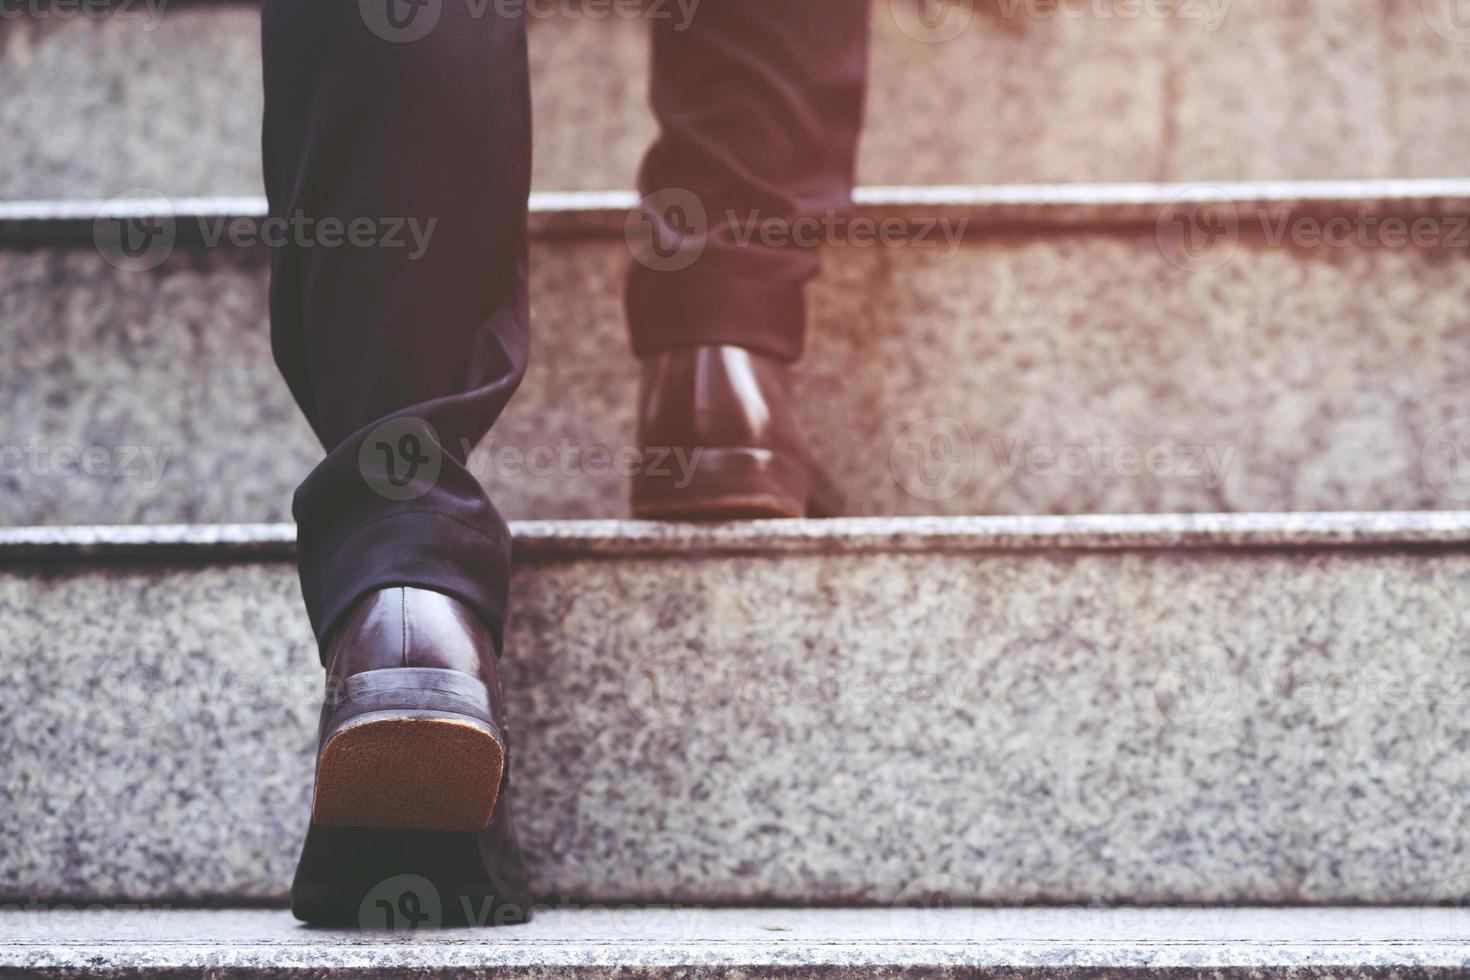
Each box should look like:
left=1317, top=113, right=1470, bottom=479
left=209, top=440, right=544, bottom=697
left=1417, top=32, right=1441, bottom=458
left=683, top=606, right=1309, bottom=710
left=4, top=209, right=1470, bottom=524
left=3, top=520, right=1470, bottom=904
left=3, top=0, right=1470, bottom=201
left=5, top=907, right=1470, bottom=977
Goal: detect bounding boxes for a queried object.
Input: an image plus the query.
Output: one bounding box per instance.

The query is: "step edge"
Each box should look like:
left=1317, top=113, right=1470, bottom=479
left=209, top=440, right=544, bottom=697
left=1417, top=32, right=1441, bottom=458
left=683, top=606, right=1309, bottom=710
left=5, top=946, right=1470, bottom=970
left=5, top=907, right=1470, bottom=970
left=3, top=179, right=1469, bottom=244
left=2, top=511, right=1469, bottom=564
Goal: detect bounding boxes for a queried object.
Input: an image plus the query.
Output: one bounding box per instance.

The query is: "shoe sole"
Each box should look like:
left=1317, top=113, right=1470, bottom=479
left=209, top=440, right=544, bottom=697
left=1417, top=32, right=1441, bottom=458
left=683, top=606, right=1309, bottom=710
left=313, top=710, right=504, bottom=833
left=635, top=494, right=805, bottom=521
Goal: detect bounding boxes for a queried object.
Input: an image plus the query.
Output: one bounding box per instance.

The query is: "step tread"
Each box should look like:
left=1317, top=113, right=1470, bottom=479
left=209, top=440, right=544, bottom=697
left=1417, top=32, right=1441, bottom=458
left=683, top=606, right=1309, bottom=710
left=3, top=907, right=1469, bottom=973
left=4, top=179, right=1470, bottom=243
left=4, top=511, right=1470, bottom=564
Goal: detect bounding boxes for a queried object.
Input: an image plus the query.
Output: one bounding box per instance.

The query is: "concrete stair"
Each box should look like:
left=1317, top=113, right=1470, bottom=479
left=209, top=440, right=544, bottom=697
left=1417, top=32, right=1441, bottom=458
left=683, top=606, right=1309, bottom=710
left=4, top=181, right=1470, bottom=525
left=6, top=907, right=1470, bottom=978
left=5, top=0, right=1470, bottom=972
left=3, top=0, right=1470, bottom=200
left=5, top=512, right=1470, bottom=907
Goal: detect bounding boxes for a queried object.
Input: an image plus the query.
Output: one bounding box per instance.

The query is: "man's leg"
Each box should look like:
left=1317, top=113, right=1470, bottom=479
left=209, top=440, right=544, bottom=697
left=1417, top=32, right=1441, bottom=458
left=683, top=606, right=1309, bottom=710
left=629, top=0, right=870, bottom=361
left=628, top=0, right=871, bottom=518
left=261, top=0, right=534, bottom=926
left=262, top=0, right=531, bottom=651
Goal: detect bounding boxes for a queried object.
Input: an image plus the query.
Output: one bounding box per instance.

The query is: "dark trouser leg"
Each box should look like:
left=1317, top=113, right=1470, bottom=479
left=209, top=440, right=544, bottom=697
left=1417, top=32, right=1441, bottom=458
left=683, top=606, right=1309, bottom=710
left=627, top=0, right=871, bottom=362
left=261, top=0, right=531, bottom=652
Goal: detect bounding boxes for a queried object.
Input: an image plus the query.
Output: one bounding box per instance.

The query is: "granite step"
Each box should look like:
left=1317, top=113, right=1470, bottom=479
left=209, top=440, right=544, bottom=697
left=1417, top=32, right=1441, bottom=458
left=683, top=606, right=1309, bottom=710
left=5, top=512, right=1470, bottom=906
left=6, top=906, right=1470, bottom=978
left=4, top=0, right=1470, bottom=200
left=3, top=182, right=1470, bottom=525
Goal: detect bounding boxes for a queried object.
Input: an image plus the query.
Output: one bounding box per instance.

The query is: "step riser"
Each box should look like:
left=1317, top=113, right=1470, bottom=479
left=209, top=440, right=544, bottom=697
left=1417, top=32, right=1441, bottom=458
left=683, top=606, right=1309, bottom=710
left=4, top=1, right=1470, bottom=200
left=5, top=526, right=1469, bottom=904
left=5, top=217, right=1470, bottom=524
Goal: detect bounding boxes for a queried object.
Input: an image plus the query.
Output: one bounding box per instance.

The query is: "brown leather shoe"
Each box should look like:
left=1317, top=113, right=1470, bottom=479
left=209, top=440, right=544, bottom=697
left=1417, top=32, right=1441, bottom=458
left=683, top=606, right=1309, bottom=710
left=633, top=345, right=841, bottom=520
left=291, top=586, right=531, bottom=927
left=310, top=587, right=508, bottom=833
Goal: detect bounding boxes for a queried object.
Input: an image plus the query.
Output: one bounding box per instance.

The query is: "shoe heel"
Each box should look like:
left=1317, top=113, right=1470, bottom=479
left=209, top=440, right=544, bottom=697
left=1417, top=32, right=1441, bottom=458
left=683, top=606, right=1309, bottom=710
left=633, top=446, right=814, bottom=520
left=313, top=668, right=505, bottom=833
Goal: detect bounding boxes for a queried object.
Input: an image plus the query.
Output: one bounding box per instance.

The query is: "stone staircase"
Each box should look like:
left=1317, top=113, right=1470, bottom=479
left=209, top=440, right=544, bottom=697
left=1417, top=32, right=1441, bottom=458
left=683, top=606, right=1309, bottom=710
left=4, top=0, right=1470, bottom=977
